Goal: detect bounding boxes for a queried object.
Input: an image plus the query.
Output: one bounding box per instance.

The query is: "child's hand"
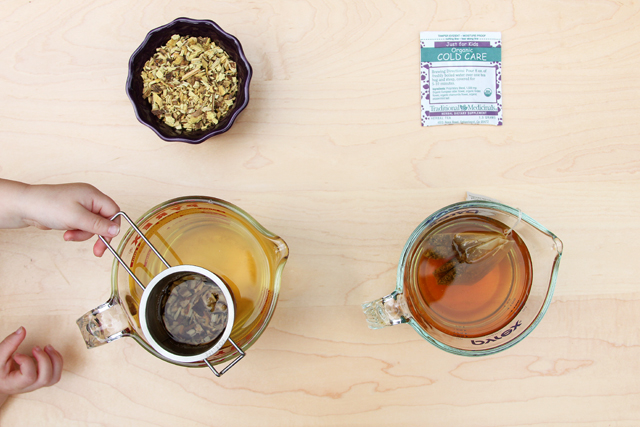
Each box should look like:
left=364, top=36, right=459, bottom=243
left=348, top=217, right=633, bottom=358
left=0, top=180, right=120, bottom=256
left=0, top=327, right=63, bottom=407
left=20, top=183, right=121, bottom=256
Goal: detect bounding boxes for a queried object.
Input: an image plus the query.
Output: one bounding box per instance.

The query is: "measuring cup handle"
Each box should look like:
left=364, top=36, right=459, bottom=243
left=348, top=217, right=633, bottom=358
left=362, top=292, right=412, bottom=329
left=76, top=296, right=131, bottom=348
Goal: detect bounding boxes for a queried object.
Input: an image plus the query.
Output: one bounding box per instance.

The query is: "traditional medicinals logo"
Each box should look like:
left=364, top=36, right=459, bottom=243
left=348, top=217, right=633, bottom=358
left=432, top=104, right=498, bottom=112
left=471, top=320, right=523, bottom=345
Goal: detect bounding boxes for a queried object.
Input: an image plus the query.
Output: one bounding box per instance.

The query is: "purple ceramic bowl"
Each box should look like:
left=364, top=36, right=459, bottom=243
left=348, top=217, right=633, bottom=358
left=126, top=17, right=252, bottom=144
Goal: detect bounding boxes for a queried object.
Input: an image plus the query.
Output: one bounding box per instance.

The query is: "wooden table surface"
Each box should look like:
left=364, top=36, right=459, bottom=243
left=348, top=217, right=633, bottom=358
left=1, top=1, right=639, bottom=426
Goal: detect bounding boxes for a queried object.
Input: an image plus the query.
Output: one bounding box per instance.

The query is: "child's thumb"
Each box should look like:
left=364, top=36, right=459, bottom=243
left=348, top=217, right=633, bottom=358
left=0, top=327, right=26, bottom=364
left=77, top=211, right=120, bottom=238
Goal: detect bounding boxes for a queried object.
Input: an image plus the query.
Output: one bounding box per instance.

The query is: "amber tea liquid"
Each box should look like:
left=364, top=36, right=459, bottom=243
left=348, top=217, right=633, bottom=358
left=125, top=205, right=275, bottom=354
left=405, top=215, right=532, bottom=338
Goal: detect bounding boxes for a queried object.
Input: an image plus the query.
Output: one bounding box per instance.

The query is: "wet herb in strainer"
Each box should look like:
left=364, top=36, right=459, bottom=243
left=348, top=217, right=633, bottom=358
left=160, top=274, right=228, bottom=346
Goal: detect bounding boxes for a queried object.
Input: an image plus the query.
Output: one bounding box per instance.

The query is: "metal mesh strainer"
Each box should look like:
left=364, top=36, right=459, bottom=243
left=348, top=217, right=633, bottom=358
left=99, top=212, right=245, bottom=377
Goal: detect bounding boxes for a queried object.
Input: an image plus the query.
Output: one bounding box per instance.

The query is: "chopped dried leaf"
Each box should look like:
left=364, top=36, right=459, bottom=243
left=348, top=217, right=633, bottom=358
left=141, top=35, right=239, bottom=133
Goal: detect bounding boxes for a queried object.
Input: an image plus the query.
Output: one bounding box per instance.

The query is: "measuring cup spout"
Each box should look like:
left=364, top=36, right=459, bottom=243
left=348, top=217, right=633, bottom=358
left=271, top=236, right=289, bottom=265
left=77, top=295, right=131, bottom=348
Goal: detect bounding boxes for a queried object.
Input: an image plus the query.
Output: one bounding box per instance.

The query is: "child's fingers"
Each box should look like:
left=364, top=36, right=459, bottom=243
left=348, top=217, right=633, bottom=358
left=11, top=353, right=38, bottom=390
left=28, top=346, right=54, bottom=390
left=0, top=327, right=26, bottom=367
left=64, top=206, right=121, bottom=257
left=64, top=230, right=114, bottom=257
left=74, top=184, right=120, bottom=219
left=72, top=210, right=120, bottom=240
left=92, top=238, right=111, bottom=257
left=44, top=345, right=63, bottom=386
left=88, top=190, right=120, bottom=220
left=63, top=229, right=97, bottom=242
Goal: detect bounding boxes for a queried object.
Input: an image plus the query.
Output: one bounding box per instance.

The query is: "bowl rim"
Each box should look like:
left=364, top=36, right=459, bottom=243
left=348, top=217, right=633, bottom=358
left=126, top=17, right=253, bottom=144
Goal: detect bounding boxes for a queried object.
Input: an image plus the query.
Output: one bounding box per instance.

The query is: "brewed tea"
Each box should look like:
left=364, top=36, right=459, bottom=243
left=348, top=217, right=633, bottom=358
left=406, top=215, right=532, bottom=338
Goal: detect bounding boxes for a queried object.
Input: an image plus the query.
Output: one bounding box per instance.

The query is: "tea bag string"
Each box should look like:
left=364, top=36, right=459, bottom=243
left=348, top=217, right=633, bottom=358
left=504, top=208, right=523, bottom=237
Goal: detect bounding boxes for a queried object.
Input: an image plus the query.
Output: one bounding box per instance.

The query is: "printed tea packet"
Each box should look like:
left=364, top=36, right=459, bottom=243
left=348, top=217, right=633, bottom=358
left=420, top=32, right=502, bottom=126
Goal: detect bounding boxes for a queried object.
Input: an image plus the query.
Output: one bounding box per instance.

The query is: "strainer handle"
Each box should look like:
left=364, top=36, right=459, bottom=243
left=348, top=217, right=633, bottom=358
left=98, top=211, right=172, bottom=292
left=203, top=338, right=246, bottom=377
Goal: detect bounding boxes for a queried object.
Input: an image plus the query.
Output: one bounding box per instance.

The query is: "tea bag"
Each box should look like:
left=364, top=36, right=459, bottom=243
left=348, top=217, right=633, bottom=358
left=453, top=231, right=512, bottom=264
left=425, top=230, right=514, bottom=286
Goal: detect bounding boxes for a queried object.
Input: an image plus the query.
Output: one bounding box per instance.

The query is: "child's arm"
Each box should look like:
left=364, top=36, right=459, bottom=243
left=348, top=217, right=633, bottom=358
left=0, top=179, right=120, bottom=408
left=0, top=327, right=62, bottom=408
left=0, top=179, right=120, bottom=256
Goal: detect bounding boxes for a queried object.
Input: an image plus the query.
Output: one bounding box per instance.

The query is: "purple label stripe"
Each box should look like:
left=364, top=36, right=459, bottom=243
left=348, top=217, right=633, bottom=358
left=429, top=111, right=499, bottom=116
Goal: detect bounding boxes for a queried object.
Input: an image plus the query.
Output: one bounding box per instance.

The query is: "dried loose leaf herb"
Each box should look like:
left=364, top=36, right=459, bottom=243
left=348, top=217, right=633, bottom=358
left=141, top=34, right=239, bottom=133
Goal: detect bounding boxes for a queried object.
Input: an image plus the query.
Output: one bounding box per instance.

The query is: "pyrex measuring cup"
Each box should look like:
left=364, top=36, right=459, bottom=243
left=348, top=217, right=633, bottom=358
left=77, top=196, right=288, bottom=372
left=363, top=200, right=563, bottom=356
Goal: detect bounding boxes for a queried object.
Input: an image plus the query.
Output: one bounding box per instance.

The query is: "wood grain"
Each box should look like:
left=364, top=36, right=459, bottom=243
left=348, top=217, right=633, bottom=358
left=0, top=0, right=639, bottom=425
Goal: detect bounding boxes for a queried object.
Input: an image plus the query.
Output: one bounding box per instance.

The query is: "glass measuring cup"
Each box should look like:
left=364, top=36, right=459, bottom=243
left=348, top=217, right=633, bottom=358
left=77, top=196, right=288, bottom=371
left=363, top=200, right=563, bottom=356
